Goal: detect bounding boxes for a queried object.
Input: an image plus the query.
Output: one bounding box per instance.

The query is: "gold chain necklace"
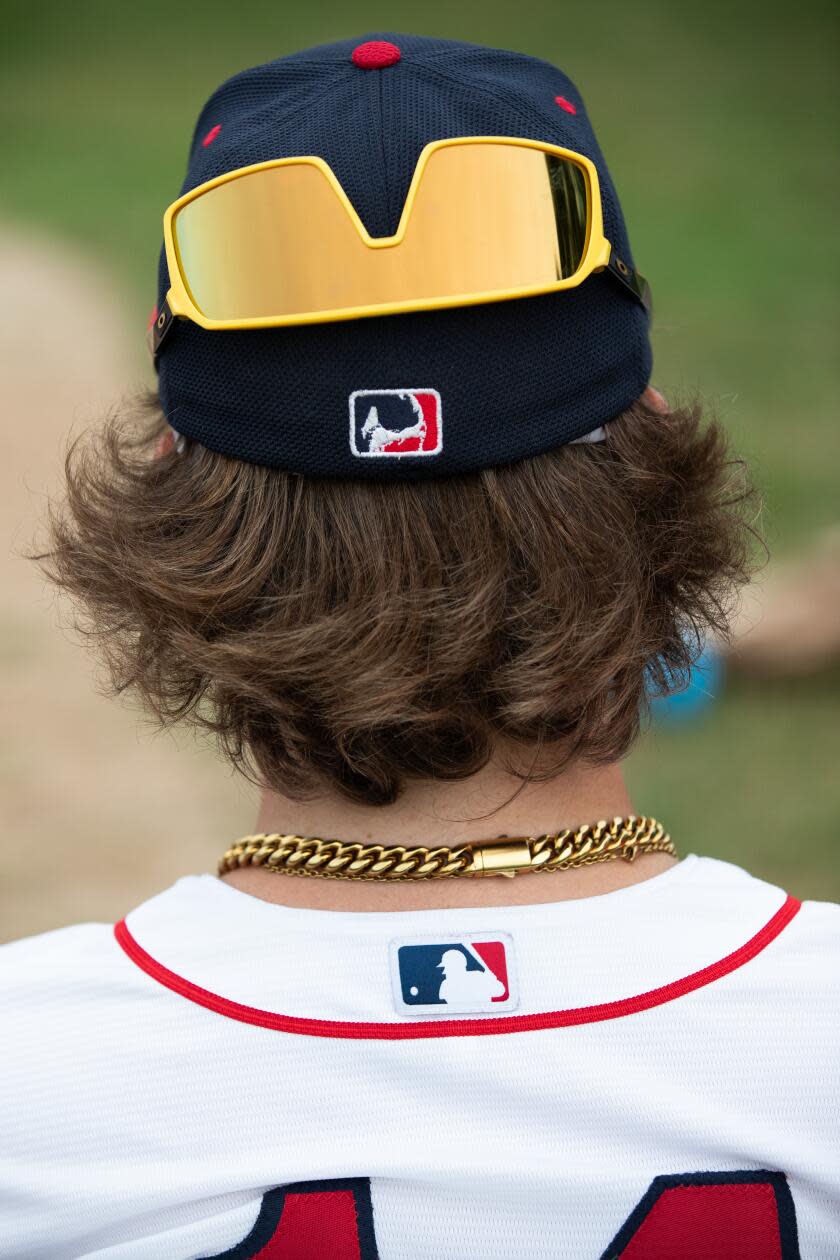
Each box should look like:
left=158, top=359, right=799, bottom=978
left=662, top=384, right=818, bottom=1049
left=218, top=815, right=674, bottom=881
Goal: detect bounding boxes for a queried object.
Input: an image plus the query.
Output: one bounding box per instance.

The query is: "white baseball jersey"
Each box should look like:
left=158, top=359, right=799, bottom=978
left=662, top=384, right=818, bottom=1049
left=2, top=853, right=839, bottom=1259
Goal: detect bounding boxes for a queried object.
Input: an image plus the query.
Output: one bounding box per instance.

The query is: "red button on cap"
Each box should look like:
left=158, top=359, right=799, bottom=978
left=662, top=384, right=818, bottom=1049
left=352, top=40, right=401, bottom=69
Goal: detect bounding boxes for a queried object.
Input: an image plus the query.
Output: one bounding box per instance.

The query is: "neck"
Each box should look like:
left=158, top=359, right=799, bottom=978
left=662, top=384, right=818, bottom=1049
left=218, top=752, right=678, bottom=912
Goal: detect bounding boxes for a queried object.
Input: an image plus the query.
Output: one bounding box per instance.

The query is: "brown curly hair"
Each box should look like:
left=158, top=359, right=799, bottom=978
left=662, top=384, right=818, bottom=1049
left=38, top=389, right=757, bottom=806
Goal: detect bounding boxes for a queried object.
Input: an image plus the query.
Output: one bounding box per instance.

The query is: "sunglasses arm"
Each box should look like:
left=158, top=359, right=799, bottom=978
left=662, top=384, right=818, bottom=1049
left=605, top=251, right=653, bottom=321
left=148, top=295, right=176, bottom=367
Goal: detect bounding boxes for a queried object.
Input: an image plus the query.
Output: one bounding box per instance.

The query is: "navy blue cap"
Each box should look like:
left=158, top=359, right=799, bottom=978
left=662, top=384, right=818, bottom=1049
left=155, top=33, right=653, bottom=479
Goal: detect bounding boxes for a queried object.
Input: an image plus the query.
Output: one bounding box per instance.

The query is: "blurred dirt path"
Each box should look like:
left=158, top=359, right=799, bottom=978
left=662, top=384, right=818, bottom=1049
left=1, top=225, right=253, bottom=944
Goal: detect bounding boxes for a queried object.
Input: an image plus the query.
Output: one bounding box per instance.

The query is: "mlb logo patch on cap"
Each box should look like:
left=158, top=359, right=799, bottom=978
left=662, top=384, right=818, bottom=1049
left=389, top=931, right=517, bottom=1016
left=350, top=389, right=442, bottom=458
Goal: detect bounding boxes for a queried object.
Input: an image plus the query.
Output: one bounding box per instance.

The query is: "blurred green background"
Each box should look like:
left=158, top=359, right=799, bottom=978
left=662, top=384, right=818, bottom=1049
left=2, top=0, right=838, bottom=910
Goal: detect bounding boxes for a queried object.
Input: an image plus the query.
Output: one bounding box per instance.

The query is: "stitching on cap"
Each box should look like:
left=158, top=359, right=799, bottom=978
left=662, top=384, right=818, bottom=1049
left=410, top=60, right=582, bottom=140
left=191, top=73, right=356, bottom=168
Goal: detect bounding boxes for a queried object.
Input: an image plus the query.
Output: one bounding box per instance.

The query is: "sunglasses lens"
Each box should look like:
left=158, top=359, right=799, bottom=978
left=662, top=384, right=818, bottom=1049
left=173, top=163, right=359, bottom=321
left=171, top=144, right=591, bottom=323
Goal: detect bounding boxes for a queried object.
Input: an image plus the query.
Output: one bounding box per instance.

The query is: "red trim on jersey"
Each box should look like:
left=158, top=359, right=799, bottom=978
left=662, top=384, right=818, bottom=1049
left=113, top=894, right=800, bottom=1040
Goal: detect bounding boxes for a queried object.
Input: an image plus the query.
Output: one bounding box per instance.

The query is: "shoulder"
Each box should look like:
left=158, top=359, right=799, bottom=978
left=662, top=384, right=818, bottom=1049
left=0, top=919, right=147, bottom=1080
left=1, top=916, right=115, bottom=966
left=0, top=875, right=205, bottom=1006
left=767, top=891, right=840, bottom=982
left=0, top=917, right=142, bottom=1012
left=720, top=856, right=840, bottom=985
left=0, top=915, right=182, bottom=1254
left=0, top=906, right=191, bottom=1128
left=787, top=892, right=840, bottom=939
left=704, top=875, right=840, bottom=1066
left=1, top=923, right=129, bottom=1149
left=0, top=919, right=122, bottom=1001
left=695, top=854, right=840, bottom=960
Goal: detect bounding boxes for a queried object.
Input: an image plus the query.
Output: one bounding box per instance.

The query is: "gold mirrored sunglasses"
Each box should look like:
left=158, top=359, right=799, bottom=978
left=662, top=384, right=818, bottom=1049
left=152, top=135, right=651, bottom=359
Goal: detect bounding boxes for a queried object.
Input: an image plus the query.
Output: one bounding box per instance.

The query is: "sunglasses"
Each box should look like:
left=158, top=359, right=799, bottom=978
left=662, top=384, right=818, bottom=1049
left=152, top=135, right=651, bottom=359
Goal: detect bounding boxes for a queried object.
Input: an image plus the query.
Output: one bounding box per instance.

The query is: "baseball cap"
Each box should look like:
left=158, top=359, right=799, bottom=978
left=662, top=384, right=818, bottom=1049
left=155, top=33, right=653, bottom=479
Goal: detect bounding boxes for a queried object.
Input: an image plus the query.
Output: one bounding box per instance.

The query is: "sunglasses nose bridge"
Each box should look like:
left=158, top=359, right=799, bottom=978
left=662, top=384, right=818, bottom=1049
left=334, top=159, right=419, bottom=247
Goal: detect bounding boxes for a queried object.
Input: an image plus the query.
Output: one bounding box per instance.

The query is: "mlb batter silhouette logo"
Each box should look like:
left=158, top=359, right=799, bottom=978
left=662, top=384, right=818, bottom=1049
left=390, top=933, right=517, bottom=1015
left=349, top=389, right=443, bottom=458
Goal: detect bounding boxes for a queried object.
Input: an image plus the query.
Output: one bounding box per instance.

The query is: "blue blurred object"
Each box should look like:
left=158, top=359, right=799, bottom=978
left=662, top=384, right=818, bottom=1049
left=648, top=640, right=725, bottom=724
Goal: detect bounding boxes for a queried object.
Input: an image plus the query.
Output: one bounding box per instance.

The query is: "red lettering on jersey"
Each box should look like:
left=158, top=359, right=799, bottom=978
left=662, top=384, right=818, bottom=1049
left=600, top=1171, right=800, bottom=1259
left=619, top=1184, right=781, bottom=1258
left=203, top=1171, right=799, bottom=1259
left=257, top=1190, right=360, bottom=1259
left=200, top=1179, right=379, bottom=1260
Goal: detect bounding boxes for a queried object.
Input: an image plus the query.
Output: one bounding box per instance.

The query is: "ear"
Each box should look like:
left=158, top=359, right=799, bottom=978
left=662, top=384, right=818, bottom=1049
left=641, top=385, right=669, bottom=415
left=154, top=429, right=176, bottom=459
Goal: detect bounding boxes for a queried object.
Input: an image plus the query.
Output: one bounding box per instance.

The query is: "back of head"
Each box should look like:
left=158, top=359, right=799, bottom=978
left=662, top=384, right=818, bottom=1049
left=42, top=34, right=756, bottom=808
left=45, top=389, right=753, bottom=807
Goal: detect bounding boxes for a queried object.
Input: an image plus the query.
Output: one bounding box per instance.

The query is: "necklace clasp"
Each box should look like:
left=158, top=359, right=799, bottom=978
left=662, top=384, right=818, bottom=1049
left=468, top=836, right=533, bottom=878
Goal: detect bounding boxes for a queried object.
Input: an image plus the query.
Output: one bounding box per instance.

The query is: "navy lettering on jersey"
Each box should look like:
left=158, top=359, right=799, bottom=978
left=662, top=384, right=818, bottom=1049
left=200, top=1178, right=379, bottom=1259
left=599, top=1170, right=800, bottom=1260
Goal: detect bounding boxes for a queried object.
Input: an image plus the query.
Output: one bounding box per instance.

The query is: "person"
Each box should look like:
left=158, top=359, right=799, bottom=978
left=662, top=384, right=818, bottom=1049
left=2, top=32, right=838, bottom=1260
left=436, top=947, right=507, bottom=1006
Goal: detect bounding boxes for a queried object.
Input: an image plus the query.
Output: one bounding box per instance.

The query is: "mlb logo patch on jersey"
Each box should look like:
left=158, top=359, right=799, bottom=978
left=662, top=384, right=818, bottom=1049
left=349, top=389, right=442, bottom=458
left=389, top=932, right=518, bottom=1016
